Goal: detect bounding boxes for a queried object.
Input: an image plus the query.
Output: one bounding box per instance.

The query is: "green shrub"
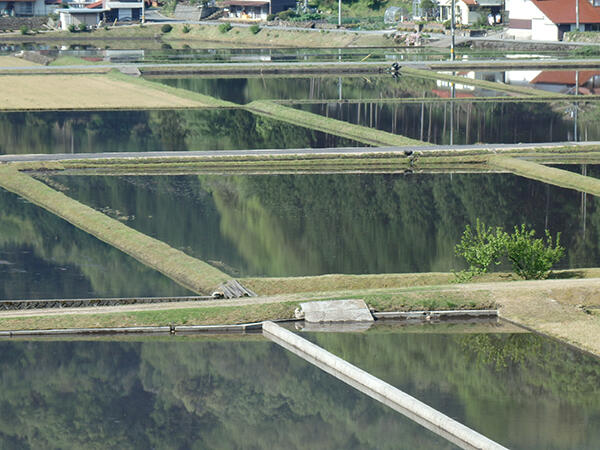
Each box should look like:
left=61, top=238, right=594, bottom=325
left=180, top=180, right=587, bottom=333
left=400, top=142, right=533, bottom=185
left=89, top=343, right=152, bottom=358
left=455, top=220, right=564, bottom=281
left=249, top=24, right=260, bottom=34
left=77, top=23, right=87, bottom=31
left=182, top=24, right=191, bottom=33
left=20, top=25, right=29, bottom=35
left=218, top=22, right=232, bottom=33
left=454, top=219, right=506, bottom=281
left=104, top=25, right=109, bottom=30
left=505, top=225, right=564, bottom=280
left=276, top=9, right=297, bottom=20
left=161, top=24, right=173, bottom=33
left=266, top=13, right=275, bottom=21
left=67, top=24, right=77, bottom=33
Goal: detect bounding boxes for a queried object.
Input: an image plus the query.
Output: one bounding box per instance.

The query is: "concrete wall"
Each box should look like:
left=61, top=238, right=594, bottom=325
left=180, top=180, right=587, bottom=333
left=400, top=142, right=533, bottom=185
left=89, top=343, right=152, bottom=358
left=505, top=0, right=559, bottom=41
left=0, top=0, right=47, bottom=16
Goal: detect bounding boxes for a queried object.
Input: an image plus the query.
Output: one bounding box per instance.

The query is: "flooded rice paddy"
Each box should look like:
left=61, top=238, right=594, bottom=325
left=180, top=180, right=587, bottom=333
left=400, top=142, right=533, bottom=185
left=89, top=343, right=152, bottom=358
left=0, top=188, right=192, bottom=300
left=48, top=171, right=600, bottom=278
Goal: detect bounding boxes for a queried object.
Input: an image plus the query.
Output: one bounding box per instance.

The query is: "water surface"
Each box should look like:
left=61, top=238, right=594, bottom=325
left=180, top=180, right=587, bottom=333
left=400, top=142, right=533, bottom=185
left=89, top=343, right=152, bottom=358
left=0, top=109, right=358, bottom=155
left=303, top=323, right=600, bottom=450
left=0, top=188, right=192, bottom=300
left=52, top=172, right=600, bottom=277
left=0, top=336, right=454, bottom=449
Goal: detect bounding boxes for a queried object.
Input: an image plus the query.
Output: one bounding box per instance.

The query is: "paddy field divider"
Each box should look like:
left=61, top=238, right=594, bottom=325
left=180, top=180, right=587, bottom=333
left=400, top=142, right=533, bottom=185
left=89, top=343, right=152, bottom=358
left=400, top=67, right=566, bottom=98
left=245, top=100, right=425, bottom=147
left=0, top=166, right=231, bottom=294
left=488, top=156, right=600, bottom=196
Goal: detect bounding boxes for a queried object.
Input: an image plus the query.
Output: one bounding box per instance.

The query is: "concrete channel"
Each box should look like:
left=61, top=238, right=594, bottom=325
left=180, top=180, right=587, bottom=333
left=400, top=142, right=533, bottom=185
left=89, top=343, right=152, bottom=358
left=262, top=320, right=508, bottom=450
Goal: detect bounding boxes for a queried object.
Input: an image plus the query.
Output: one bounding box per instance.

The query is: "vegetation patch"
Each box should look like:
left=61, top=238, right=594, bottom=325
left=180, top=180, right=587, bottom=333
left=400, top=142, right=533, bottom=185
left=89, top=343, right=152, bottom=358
left=489, top=156, right=600, bottom=196
left=0, top=166, right=231, bottom=294
left=246, top=100, right=425, bottom=147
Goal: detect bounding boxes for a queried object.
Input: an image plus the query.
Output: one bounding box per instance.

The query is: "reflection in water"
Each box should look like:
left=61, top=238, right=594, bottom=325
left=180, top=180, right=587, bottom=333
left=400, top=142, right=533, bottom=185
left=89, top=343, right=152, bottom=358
left=306, top=327, right=600, bottom=450
left=0, top=109, right=357, bottom=155
left=152, top=74, right=501, bottom=104
left=0, top=337, right=453, bottom=449
left=0, top=188, right=192, bottom=300
left=302, top=100, right=600, bottom=144
left=54, top=172, right=600, bottom=277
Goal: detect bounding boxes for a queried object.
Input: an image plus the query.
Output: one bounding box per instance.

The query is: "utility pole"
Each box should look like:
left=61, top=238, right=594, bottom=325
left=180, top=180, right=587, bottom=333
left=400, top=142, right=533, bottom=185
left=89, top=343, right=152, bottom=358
left=450, top=0, right=455, bottom=61
left=338, top=0, right=341, bottom=27
left=576, top=0, right=580, bottom=30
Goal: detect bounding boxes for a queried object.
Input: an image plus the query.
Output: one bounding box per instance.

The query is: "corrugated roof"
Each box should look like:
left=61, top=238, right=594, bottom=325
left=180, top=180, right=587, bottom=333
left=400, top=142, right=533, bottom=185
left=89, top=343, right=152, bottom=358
left=531, top=0, right=600, bottom=24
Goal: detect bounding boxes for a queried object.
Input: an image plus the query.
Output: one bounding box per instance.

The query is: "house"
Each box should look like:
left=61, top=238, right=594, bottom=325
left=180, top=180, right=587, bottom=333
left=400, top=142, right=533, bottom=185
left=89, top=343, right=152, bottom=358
left=217, top=0, right=295, bottom=20
left=438, top=0, right=503, bottom=25
left=506, top=0, right=600, bottom=41
left=57, top=0, right=143, bottom=29
left=0, top=0, right=56, bottom=16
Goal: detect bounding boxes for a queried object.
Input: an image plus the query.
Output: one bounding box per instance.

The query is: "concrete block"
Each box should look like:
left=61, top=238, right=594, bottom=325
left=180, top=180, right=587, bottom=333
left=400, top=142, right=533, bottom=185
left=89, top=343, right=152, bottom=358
left=298, top=299, right=374, bottom=323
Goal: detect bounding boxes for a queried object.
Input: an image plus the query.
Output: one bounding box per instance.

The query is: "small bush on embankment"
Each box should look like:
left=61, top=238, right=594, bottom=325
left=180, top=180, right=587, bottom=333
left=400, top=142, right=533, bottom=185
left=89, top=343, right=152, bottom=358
left=161, top=24, right=173, bottom=33
left=219, top=23, right=232, bottom=33
left=455, top=219, right=564, bottom=281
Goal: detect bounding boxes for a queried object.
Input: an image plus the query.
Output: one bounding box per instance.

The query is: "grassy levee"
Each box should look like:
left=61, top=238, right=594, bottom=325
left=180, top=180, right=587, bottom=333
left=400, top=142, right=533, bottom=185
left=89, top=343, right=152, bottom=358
left=0, top=166, right=231, bottom=294
left=489, top=156, right=600, bottom=196
left=245, top=100, right=425, bottom=147
left=401, top=67, right=566, bottom=98
left=106, top=70, right=238, bottom=108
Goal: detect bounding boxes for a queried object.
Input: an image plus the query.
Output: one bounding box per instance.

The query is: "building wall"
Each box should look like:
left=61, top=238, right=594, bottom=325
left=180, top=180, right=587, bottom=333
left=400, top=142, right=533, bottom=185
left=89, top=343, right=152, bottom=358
left=506, top=0, right=560, bottom=40
left=0, top=0, right=47, bottom=16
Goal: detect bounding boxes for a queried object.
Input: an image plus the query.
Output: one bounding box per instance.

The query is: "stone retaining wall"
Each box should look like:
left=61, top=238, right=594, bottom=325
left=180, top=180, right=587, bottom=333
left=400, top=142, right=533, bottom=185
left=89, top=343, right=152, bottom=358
left=564, top=31, right=600, bottom=44
left=0, top=16, right=47, bottom=31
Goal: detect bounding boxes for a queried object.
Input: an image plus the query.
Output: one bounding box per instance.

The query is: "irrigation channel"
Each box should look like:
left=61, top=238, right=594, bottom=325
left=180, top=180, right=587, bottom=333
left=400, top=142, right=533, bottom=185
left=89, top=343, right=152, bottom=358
left=0, top=55, right=599, bottom=448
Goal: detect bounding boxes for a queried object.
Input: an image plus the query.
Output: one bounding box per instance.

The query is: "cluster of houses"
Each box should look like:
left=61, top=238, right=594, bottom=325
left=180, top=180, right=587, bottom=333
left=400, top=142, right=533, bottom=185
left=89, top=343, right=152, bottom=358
left=1, top=0, right=599, bottom=41
left=418, top=0, right=600, bottom=41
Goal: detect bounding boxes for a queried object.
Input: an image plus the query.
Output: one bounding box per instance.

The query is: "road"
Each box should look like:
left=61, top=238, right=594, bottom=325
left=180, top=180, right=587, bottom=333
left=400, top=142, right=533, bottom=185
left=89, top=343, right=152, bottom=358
left=1, top=141, right=598, bottom=164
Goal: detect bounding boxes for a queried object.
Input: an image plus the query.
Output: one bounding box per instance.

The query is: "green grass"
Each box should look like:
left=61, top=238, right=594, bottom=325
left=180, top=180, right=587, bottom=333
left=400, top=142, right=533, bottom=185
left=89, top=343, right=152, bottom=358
left=489, top=156, right=600, bottom=197
left=0, top=302, right=299, bottom=331
left=0, top=166, right=231, bottom=294
left=246, top=100, right=425, bottom=146
left=49, top=56, right=102, bottom=66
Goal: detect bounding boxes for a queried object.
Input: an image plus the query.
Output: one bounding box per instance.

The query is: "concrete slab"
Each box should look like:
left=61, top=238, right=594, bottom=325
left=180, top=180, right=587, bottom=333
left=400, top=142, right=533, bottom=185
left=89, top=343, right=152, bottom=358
left=297, top=299, right=374, bottom=323
left=295, top=321, right=373, bottom=333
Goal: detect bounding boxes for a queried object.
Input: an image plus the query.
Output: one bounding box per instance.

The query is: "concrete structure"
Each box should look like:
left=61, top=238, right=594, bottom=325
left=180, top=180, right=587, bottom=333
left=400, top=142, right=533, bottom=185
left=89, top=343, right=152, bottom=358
left=295, top=299, right=374, bottom=323
left=0, top=0, right=56, bottom=17
left=57, top=0, right=143, bottom=30
left=217, top=0, right=295, bottom=20
left=263, top=321, right=508, bottom=450
left=506, top=0, right=600, bottom=41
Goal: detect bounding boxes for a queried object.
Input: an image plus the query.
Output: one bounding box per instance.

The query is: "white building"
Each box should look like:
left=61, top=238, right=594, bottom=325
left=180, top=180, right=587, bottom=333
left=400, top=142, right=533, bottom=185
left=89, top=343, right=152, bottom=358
left=57, top=0, right=143, bottom=29
left=438, top=0, right=503, bottom=25
left=506, top=0, right=600, bottom=41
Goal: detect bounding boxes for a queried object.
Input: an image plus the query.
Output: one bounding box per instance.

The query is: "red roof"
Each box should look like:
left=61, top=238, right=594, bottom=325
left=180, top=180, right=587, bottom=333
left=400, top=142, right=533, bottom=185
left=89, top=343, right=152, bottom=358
left=85, top=1, right=103, bottom=8
left=431, top=89, right=476, bottom=98
left=531, top=70, right=600, bottom=85
left=461, top=0, right=477, bottom=5
left=531, top=0, right=600, bottom=24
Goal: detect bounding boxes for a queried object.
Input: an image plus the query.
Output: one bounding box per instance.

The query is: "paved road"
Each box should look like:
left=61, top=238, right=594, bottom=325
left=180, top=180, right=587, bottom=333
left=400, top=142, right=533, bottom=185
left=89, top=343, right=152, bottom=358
left=1, top=141, right=598, bottom=163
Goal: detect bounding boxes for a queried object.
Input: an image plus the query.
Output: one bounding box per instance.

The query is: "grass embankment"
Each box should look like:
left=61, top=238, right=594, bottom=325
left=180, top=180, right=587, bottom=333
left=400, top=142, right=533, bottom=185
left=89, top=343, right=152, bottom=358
left=49, top=55, right=103, bottom=66
left=0, top=166, right=231, bottom=294
left=0, top=55, right=38, bottom=67
left=246, top=100, right=424, bottom=146
left=489, top=156, right=600, bottom=196
left=0, top=73, right=216, bottom=110
left=15, top=143, right=600, bottom=175
left=401, top=67, right=567, bottom=98
left=156, top=23, right=389, bottom=48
